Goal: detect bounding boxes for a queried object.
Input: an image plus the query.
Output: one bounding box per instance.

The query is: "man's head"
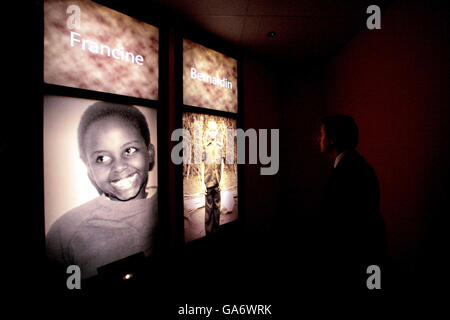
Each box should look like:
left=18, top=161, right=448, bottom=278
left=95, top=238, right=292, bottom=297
left=319, top=114, right=359, bottom=154
left=78, top=102, right=155, bottom=201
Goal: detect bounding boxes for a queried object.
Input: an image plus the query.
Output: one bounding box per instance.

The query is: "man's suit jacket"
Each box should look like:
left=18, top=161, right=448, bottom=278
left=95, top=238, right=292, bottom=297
left=320, top=150, right=388, bottom=284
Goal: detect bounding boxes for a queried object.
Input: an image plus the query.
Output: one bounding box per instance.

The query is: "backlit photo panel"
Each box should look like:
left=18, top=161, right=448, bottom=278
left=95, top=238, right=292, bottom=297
left=44, top=0, right=159, bottom=99
left=183, top=39, right=238, bottom=113
left=44, top=96, right=158, bottom=279
left=183, top=112, right=238, bottom=243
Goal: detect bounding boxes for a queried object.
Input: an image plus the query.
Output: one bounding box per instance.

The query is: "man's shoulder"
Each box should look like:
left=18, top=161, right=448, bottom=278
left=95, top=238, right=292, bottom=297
left=339, top=150, right=368, bottom=168
left=337, top=150, right=378, bottom=182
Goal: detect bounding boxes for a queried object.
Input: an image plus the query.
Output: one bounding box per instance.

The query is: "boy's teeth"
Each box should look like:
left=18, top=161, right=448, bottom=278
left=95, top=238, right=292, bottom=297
left=112, top=173, right=137, bottom=189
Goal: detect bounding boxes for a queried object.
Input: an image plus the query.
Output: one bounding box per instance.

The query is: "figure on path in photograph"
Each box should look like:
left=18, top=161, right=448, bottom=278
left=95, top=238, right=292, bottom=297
left=201, top=120, right=225, bottom=235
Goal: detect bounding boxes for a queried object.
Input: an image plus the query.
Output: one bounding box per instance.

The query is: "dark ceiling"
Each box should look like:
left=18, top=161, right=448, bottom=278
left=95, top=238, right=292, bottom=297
left=101, top=0, right=393, bottom=61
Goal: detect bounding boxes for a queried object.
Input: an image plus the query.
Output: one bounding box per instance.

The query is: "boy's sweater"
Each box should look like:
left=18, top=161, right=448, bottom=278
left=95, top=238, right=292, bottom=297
left=46, top=192, right=158, bottom=279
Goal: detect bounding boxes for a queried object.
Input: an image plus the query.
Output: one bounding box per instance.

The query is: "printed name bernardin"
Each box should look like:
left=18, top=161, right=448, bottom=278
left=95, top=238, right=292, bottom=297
left=178, top=304, right=272, bottom=317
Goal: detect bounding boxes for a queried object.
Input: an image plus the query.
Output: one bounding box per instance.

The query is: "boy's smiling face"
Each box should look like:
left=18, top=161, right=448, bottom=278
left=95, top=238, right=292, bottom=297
left=83, top=116, right=151, bottom=201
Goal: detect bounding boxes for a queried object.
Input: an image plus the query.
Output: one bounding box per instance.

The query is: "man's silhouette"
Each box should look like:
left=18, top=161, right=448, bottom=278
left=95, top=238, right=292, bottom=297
left=318, top=114, right=388, bottom=289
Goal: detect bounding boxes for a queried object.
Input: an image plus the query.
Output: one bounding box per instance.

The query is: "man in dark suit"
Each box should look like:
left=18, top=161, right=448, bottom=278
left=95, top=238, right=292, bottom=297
left=318, top=114, right=388, bottom=290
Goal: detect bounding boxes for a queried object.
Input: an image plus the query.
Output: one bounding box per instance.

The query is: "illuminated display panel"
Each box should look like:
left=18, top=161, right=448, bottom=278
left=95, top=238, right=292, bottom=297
left=44, top=0, right=159, bottom=100
left=183, top=112, right=238, bottom=243
left=44, top=95, right=158, bottom=279
left=183, top=39, right=238, bottom=113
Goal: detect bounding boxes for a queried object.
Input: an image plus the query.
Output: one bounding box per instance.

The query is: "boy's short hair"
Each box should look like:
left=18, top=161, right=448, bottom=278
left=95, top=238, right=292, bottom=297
left=78, top=102, right=151, bottom=162
left=321, top=114, right=359, bottom=150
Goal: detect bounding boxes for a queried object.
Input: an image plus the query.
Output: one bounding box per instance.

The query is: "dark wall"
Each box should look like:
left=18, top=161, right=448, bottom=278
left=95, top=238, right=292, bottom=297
left=280, top=0, right=449, bottom=290
left=242, top=53, right=282, bottom=242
